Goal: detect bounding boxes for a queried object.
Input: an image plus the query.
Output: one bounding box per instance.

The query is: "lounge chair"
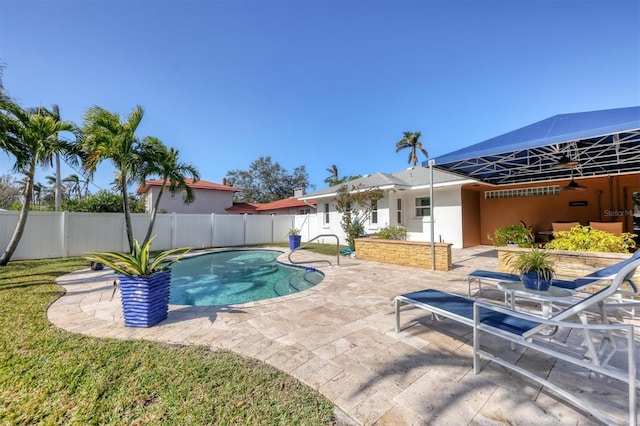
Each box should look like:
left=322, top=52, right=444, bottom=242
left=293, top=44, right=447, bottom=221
left=394, top=257, right=640, bottom=425
left=465, top=249, right=640, bottom=296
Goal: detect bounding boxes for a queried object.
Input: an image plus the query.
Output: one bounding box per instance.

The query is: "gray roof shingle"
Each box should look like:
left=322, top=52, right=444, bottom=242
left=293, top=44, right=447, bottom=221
left=302, top=167, right=472, bottom=199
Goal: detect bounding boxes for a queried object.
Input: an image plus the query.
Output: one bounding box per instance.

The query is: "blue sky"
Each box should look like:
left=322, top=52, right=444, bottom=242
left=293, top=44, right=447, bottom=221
left=1, top=0, right=639, bottom=194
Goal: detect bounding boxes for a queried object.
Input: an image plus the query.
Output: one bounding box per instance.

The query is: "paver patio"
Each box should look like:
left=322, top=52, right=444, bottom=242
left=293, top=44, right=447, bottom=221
left=49, top=246, right=638, bottom=425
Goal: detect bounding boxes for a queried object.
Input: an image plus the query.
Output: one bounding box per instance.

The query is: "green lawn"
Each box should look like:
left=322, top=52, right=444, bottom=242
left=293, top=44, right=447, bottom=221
left=0, top=258, right=335, bottom=425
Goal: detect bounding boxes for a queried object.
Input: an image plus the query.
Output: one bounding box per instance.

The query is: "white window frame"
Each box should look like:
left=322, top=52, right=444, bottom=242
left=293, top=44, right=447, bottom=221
left=397, top=198, right=402, bottom=225
left=371, top=199, right=378, bottom=225
left=323, top=203, right=330, bottom=225
left=415, top=197, right=430, bottom=218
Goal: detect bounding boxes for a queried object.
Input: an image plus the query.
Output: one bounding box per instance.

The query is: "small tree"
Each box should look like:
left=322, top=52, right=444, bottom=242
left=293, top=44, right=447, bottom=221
left=0, top=173, right=21, bottom=209
left=333, top=185, right=384, bottom=250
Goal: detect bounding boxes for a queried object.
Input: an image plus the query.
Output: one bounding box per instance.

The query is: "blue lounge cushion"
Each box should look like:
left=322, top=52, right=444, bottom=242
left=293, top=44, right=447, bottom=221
left=401, top=289, right=541, bottom=336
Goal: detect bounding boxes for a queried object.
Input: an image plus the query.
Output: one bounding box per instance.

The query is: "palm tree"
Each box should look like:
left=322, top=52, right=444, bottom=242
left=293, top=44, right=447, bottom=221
left=33, top=182, right=44, bottom=206
left=32, top=105, right=68, bottom=210
left=138, top=138, right=200, bottom=246
left=82, top=105, right=145, bottom=252
left=63, top=174, right=82, bottom=199
left=324, top=164, right=339, bottom=186
left=395, top=131, right=428, bottom=166
left=0, top=104, right=78, bottom=265
left=0, top=82, right=26, bottom=163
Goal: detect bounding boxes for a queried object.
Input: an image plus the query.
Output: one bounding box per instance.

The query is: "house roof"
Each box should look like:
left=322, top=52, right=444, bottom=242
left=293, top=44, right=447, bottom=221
left=430, top=106, right=640, bottom=185
left=225, top=198, right=317, bottom=213
left=226, top=202, right=262, bottom=213
left=256, top=197, right=317, bottom=211
left=300, top=167, right=471, bottom=200
left=137, top=178, right=240, bottom=194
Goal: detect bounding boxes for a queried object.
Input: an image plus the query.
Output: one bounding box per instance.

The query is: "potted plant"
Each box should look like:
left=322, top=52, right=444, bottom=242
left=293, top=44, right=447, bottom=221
left=508, top=247, right=556, bottom=291
left=84, top=237, right=190, bottom=328
left=288, top=228, right=302, bottom=250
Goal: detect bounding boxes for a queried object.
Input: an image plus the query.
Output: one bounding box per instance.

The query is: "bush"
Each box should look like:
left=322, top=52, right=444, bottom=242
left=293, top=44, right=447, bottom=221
left=61, top=190, right=146, bottom=213
left=546, top=225, right=637, bottom=253
left=488, top=224, right=534, bottom=247
left=377, top=226, right=408, bottom=240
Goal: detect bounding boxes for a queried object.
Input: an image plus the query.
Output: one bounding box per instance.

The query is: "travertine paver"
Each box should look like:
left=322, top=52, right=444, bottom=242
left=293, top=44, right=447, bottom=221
left=49, top=246, right=637, bottom=425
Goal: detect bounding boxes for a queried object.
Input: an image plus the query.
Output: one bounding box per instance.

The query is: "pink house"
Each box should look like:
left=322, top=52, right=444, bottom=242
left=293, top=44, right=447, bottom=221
left=137, top=178, right=240, bottom=214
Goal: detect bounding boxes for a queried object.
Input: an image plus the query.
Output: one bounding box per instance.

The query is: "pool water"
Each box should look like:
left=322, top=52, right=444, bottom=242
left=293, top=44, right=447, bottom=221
left=169, top=250, right=324, bottom=306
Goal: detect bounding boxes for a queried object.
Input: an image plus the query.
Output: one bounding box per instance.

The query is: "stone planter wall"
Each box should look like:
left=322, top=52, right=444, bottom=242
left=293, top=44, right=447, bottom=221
left=497, top=246, right=640, bottom=292
left=355, top=238, right=452, bottom=271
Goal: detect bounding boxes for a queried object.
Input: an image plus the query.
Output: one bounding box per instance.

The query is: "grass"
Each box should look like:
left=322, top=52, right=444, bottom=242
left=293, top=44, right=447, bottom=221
left=0, top=258, right=335, bottom=425
left=256, top=242, right=348, bottom=257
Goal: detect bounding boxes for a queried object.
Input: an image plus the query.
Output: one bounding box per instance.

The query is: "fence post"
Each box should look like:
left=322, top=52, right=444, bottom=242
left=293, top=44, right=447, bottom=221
left=171, top=212, right=177, bottom=249
left=243, top=213, right=247, bottom=246
left=60, top=211, right=68, bottom=258
left=211, top=213, right=215, bottom=248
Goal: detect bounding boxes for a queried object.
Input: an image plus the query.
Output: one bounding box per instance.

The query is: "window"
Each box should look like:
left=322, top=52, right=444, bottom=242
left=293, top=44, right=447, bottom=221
left=170, top=191, right=177, bottom=200
left=323, top=203, right=330, bottom=224
left=371, top=200, right=378, bottom=224
left=415, top=197, right=430, bottom=217
left=397, top=198, right=402, bottom=225
left=298, top=208, right=311, bottom=215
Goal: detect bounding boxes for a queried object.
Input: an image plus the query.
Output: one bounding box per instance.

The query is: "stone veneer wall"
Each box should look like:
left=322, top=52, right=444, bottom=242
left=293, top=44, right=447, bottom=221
left=496, top=247, right=640, bottom=291
left=355, top=238, right=452, bottom=271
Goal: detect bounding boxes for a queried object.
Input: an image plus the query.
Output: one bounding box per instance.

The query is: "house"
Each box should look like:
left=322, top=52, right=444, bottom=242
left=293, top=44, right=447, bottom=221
left=226, top=189, right=317, bottom=215
left=301, top=107, right=640, bottom=250
left=137, top=178, right=240, bottom=214
left=299, top=167, right=475, bottom=248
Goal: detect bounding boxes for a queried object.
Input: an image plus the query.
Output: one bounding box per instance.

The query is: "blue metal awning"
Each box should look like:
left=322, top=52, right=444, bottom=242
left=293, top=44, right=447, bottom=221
left=429, top=106, right=640, bottom=185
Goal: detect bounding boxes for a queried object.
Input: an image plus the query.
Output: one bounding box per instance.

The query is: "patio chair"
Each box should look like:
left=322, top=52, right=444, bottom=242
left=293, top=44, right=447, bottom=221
left=395, top=257, right=640, bottom=425
left=551, top=221, right=581, bottom=232
left=464, top=249, right=640, bottom=296
left=590, top=221, right=624, bottom=235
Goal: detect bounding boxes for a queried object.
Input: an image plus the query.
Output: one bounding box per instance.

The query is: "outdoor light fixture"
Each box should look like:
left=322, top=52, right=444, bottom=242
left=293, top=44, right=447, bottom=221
left=553, top=153, right=580, bottom=169
left=563, top=170, right=587, bottom=191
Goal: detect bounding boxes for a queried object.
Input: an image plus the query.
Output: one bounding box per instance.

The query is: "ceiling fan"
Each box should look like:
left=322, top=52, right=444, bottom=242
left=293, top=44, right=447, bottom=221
left=563, top=170, right=587, bottom=191
left=553, top=153, right=580, bottom=169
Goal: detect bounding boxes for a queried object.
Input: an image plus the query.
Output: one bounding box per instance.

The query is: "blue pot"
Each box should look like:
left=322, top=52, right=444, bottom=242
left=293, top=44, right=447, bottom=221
left=119, top=269, right=171, bottom=327
left=289, top=235, right=302, bottom=250
left=521, top=271, right=552, bottom=291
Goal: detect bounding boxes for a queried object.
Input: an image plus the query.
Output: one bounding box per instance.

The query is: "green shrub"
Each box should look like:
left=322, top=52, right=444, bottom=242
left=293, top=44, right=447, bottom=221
left=377, top=226, right=408, bottom=240
left=488, top=224, right=534, bottom=247
left=546, top=225, right=637, bottom=253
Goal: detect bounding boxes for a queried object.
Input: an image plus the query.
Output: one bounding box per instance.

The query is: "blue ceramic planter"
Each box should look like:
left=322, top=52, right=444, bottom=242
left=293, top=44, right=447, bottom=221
left=289, top=235, right=301, bottom=250
left=119, top=269, right=171, bottom=327
left=521, top=271, right=552, bottom=292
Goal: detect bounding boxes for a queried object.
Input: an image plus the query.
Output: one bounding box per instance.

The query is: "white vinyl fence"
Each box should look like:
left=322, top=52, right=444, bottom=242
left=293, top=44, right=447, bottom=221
left=0, top=211, right=318, bottom=261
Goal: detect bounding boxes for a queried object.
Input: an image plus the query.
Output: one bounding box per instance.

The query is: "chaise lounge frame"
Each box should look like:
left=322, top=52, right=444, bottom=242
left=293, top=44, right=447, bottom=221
left=394, top=258, right=640, bottom=425
left=464, top=250, right=640, bottom=297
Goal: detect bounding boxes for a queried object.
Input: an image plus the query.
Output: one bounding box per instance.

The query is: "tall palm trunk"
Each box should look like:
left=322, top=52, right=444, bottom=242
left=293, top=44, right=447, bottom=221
left=120, top=176, right=135, bottom=252
left=142, top=178, right=167, bottom=246
left=0, top=163, right=36, bottom=265
left=54, top=152, right=61, bottom=210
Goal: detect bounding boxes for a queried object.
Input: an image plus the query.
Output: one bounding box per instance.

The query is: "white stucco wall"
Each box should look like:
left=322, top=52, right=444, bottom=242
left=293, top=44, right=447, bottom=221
left=309, top=184, right=464, bottom=248
left=144, top=187, right=235, bottom=214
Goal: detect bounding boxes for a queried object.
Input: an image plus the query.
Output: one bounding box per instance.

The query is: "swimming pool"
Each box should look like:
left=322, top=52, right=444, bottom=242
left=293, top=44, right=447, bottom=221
left=169, top=250, right=324, bottom=306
